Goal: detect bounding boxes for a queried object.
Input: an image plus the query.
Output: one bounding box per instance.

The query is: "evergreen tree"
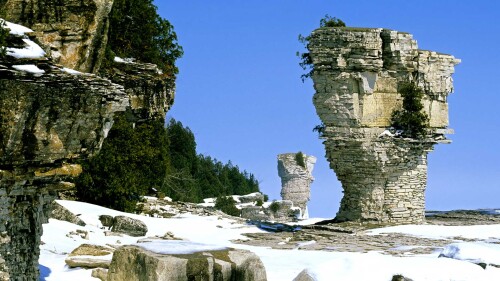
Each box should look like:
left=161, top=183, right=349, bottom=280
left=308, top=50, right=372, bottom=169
left=390, top=82, right=430, bottom=139
left=76, top=114, right=169, bottom=212
left=105, top=0, right=183, bottom=76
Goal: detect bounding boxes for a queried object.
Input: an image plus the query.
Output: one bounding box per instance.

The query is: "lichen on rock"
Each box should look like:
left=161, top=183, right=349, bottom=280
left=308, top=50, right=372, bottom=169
left=307, top=26, right=460, bottom=224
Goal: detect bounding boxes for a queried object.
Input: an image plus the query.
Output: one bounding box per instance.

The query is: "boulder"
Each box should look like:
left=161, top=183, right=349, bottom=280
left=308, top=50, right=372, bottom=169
left=50, top=201, right=86, bottom=226
left=92, top=268, right=108, bottom=281
left=99, top=215, right=115, bottom=228
left=65, top=256, right=111, bottom=269
left=107, top=242, right=267, bottom=281
left=111, top=216, right=148, bottom=237
left=65, top=244, right=114, bottom=269
left=238, top=192, right=265, bottom=203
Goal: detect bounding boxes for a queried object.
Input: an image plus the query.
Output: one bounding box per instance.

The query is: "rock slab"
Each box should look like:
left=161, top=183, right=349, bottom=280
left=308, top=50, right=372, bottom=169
left=107, top=244, right=267, bottom=281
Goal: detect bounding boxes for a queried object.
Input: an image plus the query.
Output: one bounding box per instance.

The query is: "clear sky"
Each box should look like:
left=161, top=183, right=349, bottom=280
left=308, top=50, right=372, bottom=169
left=155, top=1, right=500, bottom=218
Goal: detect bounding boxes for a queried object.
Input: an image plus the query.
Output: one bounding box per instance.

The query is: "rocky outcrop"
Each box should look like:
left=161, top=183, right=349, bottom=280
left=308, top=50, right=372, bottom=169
left=307, top=27, right=460, bottom=223
left=278, top=153, right=316, bottom=219
left=110, top=215, right=148, bottom=237
left=107, top=242, right=267, bottom=281
left=50, top=200, right=86, bottom=226
left=1, top=0, right=113, bottom=73
left=0, top=22, right=127, bottom=280
left=241, top=200, right=300, bottom=222
left=106, top=58, right=175, bottom=121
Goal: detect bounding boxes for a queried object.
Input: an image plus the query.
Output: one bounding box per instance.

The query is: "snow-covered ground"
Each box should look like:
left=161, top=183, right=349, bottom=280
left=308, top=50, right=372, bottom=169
left=40, top=200, right=500, bottom=281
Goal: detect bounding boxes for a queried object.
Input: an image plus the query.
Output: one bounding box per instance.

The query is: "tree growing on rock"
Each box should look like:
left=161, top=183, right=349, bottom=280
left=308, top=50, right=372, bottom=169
left=298, top=15, right=346, bottom=82
left=391, top=82, right=430, bottom=139
left=104, top=0, right=183, bottom=77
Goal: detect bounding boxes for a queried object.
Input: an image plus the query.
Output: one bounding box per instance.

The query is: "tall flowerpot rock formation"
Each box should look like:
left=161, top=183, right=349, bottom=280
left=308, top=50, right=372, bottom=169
left=307, top=27, right=459, bottom=224
left=278, top=153, right=316, bottom=219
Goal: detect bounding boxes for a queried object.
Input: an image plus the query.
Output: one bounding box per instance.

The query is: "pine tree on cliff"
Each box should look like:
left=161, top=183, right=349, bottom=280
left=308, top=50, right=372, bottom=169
left=104, top=0, right=183, bottom=77
left=391, top=82, right=430, bottom=139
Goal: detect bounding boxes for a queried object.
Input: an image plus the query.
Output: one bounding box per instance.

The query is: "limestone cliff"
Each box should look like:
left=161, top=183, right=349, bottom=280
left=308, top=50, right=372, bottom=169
left=278, top=153, right=316, bottom=219
left=0, top=22, right=128, bottom=280
left=307, top=27, right=460, bottom=224
left=2, top=0, right=113, bottom=73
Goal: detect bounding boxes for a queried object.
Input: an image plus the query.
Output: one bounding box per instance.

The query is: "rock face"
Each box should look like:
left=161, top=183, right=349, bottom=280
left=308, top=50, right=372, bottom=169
left=107, top=243, right=267, bottom=281
left=106, top=59, right=175, bottom=121
left=307, top=27, right=460, bottom=223
left=1, top=0, right=113, bottom=73
left=0, top=22, right=128, bottom=280
left=278, top=153, right=316, bottom=219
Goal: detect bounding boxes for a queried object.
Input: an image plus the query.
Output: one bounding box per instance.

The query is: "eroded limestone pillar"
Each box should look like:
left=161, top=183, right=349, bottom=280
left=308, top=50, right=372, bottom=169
left=307, top=27, right=459, bottom=223
left=277, top=153, right=316, bottom=219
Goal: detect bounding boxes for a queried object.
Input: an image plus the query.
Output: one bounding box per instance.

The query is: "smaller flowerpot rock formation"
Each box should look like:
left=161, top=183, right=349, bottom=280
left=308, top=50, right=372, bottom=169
left=277, top=153, right=316, bottom=219
left=306, top=26, right=460, bottom=224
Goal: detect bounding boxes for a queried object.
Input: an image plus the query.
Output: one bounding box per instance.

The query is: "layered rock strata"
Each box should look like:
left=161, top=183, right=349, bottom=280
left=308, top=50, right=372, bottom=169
left=0, top=23, right=127, bottom=280
left=307, top=27, right=459, bottom=223
left=2, top=0, right=113, bottom=73
left=278, top=153, right=316, bottom=219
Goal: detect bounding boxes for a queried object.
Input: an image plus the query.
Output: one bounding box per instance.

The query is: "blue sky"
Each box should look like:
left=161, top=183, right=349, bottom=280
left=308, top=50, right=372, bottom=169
left=155, top=1, right=500, bottom=218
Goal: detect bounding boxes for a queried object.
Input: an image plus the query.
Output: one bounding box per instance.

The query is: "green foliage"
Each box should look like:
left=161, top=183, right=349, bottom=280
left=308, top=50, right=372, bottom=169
left=0, top=19, right=8, bottom=58
left=269, top=201, right=281, bottom=213
left=105, top=0, right=183, bottom=76
left=312, top=123, right=326, bottom=137
left=255, top=199, right=263, bottom=207
left=76, top=116, right=260, bottom=211
left=319, top=14, right=346, bottom=28
left=390, top=82, right=430, bottom=139
left=295, top=152, right=306, bottom=168
left=215, top=196, right=240, bottom=217
left=76, top=114, right=169, bottom=212
left=263, top=194, right=269, bottom=202
left=163, top=119, right=260, bottom=202
left=298, top=16, right=346, bottom=82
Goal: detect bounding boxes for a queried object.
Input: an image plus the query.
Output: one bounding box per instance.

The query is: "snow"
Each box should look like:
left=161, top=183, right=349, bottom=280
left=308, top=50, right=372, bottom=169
left=12, top=64, right=45, bottom=74
left=61, top=68, right=82, bottom=75
left=113, top=56, right=135, bottom=64
left=7, top=38, right=46, bottom=59
left=3, top=19, right=33, bottom=35
left=135, top=241, right=227, bottom=255
left=379, top=129, right=394, bottom=137
left=368, top=224, right=500, bottom=240
left=39, top=200, right=500, bottom=280
left=440, top=242, right=500, bottom=266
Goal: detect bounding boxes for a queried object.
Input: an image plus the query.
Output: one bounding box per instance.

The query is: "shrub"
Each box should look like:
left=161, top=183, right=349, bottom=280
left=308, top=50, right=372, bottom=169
left=269, top=201, right=281, bottom=213
left=312, top=123, right=326, bottom=137
left=390, top=82, right=430, bottom=139
left=295, top=152, right=306, bottom=168
left=298, top=16, right=346, bottom=82
left=255, top=199, right=263, bottom=207
left=263, top=194, right=269, bottom=202
left=0, top=19, right=8, bottom=58
left=319, top=15, right=346, bottom=28
left=157, top=192, right=166, bottom=200
left=215, top=196, right=240, bottom=217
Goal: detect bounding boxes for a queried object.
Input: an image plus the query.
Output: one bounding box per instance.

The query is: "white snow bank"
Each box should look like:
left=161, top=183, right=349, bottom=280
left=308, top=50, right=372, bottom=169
left=3, top=19, right=33, bottom=35
left=61, top=67, right=82, bottom=75
left=379, top=130, right=394, bottom=137
left=296, top=252, right=500, bottom=281
left=368, top=224, right=500, bottom=240
left=440, top=242, right=500, bottom=266
left=7, top=38, right=46, bottom=59
left=113, top=56, right=135, bottom=64
left=12, top=64, right=45, bottom=74
left=135, top=241, right=227, bottom=255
